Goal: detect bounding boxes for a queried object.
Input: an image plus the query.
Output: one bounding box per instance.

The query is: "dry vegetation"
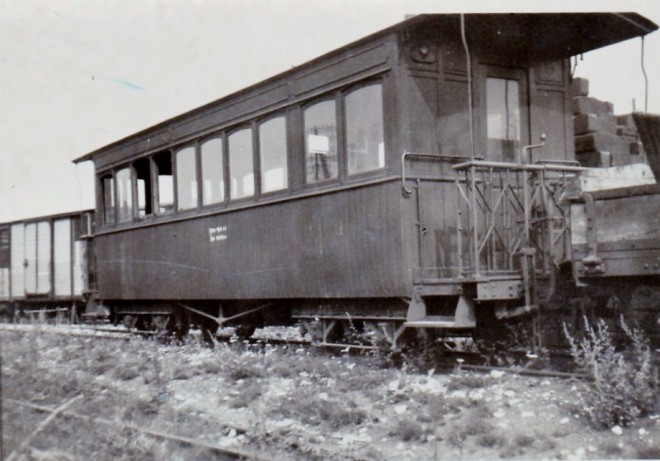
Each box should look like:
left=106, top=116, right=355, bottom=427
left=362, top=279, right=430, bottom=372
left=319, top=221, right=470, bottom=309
left=0, top=326, right=658, bottom=460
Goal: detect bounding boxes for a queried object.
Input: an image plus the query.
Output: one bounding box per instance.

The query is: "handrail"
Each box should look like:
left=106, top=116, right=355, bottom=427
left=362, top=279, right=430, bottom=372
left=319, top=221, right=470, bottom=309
left=452, top=159, right=586, bottom=173
left=401, top=151, right=484, bottom=194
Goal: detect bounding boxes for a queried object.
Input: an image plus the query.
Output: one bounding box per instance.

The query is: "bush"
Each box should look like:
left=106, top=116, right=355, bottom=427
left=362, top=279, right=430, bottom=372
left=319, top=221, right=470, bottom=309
left=564, top=316, right=658, bottom=428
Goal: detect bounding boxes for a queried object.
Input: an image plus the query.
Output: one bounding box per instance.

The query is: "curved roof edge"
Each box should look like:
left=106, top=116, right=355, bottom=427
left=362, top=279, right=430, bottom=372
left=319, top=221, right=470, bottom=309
left=74, top=12, right=657, bottom=164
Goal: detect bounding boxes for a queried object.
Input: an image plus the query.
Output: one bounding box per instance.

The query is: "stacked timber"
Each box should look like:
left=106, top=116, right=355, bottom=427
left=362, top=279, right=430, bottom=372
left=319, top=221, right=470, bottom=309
left=633, top=112, right=660, bottom=180
left=572, top=77, right=647, bottom=168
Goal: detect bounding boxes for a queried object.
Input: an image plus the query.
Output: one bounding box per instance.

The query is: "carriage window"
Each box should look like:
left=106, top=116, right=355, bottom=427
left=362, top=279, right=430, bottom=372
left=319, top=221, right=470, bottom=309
left=346, top=84, right=385, bottom=175
left=487, top=77, right=520, bottom=162
left=305, top=100, right=337, bottom=183
left=176, top=146, right=197, bottom=211
left=201, top=138, right=224, bottom=205
left=134, top=158, right=152, bottom=217
left=116, top=167, right=133, bottom=223
left=229, top=128, right=254, bottom=199
left=154, top=152, right=174, bottom=214
left=259, top=116, right=288, bottom=193
left=101, top=174, right=115, bottom=225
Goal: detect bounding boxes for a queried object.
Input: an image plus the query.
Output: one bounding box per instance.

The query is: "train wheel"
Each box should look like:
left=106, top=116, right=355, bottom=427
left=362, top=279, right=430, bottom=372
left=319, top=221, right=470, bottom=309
left=235, top=325, right=256, bottom=340
left=152, top=315, right=175, bottom=340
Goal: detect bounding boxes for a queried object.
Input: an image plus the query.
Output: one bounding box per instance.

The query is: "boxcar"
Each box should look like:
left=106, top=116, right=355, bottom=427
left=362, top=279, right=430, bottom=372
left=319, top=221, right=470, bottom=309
left=0, top=210, right=94, bottom=320
left=74, top=13, right=658, bottom=343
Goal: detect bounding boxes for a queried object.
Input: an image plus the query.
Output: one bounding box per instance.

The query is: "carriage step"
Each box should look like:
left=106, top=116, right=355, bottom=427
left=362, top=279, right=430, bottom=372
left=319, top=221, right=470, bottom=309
left=312, top=342, right=375, bottom=351
left=405, top=316, right=465, bottom=329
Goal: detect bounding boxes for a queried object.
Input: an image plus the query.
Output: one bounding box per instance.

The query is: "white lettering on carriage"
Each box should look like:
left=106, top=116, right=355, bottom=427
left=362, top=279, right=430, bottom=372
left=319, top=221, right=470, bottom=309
left=208, top=225, right=228, bottom=243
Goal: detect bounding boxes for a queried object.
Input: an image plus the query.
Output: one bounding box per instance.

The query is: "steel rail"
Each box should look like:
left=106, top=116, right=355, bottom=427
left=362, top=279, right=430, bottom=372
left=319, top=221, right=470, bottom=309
left=6, top=398, right=268, bottom=461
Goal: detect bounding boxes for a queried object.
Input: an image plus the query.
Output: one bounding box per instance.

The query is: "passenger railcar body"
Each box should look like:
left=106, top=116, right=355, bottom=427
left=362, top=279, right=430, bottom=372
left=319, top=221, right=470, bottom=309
left=73, top=13, right=659, bottom=344
left=0, top=210, right=94, bottom=319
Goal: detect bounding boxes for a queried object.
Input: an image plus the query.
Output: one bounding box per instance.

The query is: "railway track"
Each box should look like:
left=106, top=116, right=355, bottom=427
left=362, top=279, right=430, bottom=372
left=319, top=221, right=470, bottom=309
left=2, top=320, right=655, bottom=380
left=5, top=397, right=270, bottom=461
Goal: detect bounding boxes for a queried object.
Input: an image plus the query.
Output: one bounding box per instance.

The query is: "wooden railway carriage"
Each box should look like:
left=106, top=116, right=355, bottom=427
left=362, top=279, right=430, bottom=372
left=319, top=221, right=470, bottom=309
left=74, top=13, right=658, bottom=343
left=0, top=211, right=94, bottom=319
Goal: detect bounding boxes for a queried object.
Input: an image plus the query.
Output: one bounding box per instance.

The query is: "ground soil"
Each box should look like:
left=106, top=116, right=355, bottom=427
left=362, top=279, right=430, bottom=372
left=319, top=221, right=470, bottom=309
left=0, top=325, right=658, bottom=460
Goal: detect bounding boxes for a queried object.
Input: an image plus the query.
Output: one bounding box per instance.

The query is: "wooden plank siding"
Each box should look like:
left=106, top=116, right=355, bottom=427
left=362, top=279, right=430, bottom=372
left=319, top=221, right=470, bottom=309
left=95, top=180, right=408, bottom=300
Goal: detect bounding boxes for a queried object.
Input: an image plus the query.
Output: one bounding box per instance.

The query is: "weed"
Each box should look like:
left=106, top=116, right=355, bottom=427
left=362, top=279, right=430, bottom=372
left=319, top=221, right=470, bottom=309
left=271, top=387, right=367, bottom=429
left=512, top=433, right=535, bottom=449
left=634, top=442, right=660, bottom=460
left=446, top=371, right=493, bottom=391
left=446, top=403, right=496, bottom=454
left=599, top=439, right=624, bottom=457
left=389, top=418, right=424, bottom=442
left=413, top=392, right=447, bottom=424
left=500, top=432, right=536, bottom=457
left=228, top=379, right=263, bottom=409
left=476, top=431, right=504, bottom=448
left=112, top=363, right=141, bottom=381
left=564, top=316, right=658, bottom=427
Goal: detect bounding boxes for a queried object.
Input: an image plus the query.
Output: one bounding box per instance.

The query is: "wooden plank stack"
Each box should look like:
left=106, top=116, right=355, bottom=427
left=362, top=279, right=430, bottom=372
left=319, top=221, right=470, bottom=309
left=572, top=77, right=647, bottom=167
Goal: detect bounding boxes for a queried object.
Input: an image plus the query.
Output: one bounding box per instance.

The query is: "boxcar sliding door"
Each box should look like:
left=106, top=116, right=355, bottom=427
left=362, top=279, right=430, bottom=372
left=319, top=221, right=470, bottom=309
left=54, top=218, right=72, bottom=297
left=10, top=224, right=25, bottom=299
left=0, top=227, right=9, bottom=299
left=23, top=221, right=51, bottom=296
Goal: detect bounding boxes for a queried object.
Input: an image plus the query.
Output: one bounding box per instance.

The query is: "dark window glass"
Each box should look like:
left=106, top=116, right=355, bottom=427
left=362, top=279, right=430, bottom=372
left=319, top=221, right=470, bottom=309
left=154, top=152, right=173, bottom=214
left=101, top=174, right=115, bottom=225
left=176, top=146, right=197, bottom=211
left=259, top=116, right=288, bottom=193
left=486, top=77, right=520, bottom=162
left=346, top=84, right=385, bottom=175
left=304, top=100, right=337, bottom=183
left=201, top=138, right=224, bottom=205
left=229, top=128, right=254, bottom=199
left=116, top=167, right=133, bottom=223
left=134, top=158, right=152, bottom=218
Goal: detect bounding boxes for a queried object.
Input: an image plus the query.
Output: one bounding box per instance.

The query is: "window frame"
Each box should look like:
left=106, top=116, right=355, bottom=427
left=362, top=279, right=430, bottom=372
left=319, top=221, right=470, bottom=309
left=478, top=64, right=529, bottom=163
left=302, top=94, right=341, bottom=186
left=174, top=144, right=199, bottom=213
left=199, top=134, right=227, bottom=208
left=257, top=112, right=289, bottom=196
left=227, top=124, right=256, bottom=202
left=94, top=76, right=389, bottom=229
left=99, top=172, right=116, bottom=226
left=115, top=165, right=135, bottom=224
left=343, top=81, right=386, bottom=179
left=153, top=150, right=175, bottom=216
left=133, top=156, right=154, bottom=220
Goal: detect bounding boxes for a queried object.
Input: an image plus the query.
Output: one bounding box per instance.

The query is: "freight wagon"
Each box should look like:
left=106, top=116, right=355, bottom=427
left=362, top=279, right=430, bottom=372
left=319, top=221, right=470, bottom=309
left=0, top=211, right=94, bottom=320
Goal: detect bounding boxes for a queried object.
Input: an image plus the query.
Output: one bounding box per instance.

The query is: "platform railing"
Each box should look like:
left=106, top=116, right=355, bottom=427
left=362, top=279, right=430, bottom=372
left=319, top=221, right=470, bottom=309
left=453, top=159, right=583, bottom=304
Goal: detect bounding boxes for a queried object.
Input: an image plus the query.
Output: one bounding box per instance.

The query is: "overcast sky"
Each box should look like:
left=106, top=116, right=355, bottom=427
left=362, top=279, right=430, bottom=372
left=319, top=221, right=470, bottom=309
left=1, top=0, right=659, bottom=222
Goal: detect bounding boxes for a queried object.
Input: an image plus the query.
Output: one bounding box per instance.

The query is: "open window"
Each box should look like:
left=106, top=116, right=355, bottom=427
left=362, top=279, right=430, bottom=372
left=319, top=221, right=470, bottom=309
left=259, top=116, right=288, bottom=193
left=304, top=99, right=338, bottom=184
left=346, top=83, right=385, bottom=175
left=134, top=158, right=153, bottom=218
left=116, top=167, right=133, bottom=223
left=153, top=152, right=174, bottom=214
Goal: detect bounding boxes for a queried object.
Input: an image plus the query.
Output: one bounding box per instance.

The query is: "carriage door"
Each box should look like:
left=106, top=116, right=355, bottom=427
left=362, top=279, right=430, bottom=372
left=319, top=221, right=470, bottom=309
left=24, top=221, right=52, bottom=296
left=480, top=65, right=529, bottom=162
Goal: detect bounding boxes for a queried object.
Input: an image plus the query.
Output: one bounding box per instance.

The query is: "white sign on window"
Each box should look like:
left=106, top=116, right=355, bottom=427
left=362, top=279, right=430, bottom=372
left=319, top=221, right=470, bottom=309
left=308, top=134, right=330, bottom=154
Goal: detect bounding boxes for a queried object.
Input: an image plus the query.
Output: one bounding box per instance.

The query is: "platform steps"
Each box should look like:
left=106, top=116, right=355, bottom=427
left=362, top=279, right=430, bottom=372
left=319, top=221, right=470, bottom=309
left=404, top=293, right=476, bottom=329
